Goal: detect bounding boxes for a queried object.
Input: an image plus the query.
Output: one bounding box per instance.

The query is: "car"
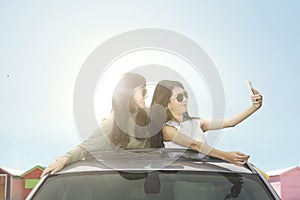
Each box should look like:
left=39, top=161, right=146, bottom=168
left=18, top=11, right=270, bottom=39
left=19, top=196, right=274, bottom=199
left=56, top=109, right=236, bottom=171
left=26, top=149, right=280, bottom=200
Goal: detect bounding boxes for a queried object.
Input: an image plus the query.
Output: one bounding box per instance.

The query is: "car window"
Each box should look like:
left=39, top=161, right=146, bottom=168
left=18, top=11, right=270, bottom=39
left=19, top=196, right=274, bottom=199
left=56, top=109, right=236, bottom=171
left=31, top=171, right=275, bottom=200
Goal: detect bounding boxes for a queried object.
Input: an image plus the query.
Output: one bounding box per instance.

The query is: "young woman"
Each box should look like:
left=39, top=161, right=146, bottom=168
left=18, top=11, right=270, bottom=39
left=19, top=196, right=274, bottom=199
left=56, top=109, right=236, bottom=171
left=151, top=80, right=263, bottom=166
left=41, top=73, right=150, bottom=176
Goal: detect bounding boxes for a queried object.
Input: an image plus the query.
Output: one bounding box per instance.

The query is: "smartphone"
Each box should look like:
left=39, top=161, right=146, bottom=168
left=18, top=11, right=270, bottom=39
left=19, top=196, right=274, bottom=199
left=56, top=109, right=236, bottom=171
left=248, top=81, right=255, bottom=95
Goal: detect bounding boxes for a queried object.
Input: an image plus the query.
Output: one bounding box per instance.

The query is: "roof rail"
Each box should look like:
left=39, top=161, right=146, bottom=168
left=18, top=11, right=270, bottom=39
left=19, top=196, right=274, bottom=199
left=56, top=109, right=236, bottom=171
left=86, top=148, right=227, bottom=163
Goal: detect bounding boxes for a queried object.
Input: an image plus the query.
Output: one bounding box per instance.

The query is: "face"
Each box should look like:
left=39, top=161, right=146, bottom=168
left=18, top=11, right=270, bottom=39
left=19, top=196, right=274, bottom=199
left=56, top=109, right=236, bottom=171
left=132, top=85, right=147, bottom=109
left=168, top=86, right=188, bottom=115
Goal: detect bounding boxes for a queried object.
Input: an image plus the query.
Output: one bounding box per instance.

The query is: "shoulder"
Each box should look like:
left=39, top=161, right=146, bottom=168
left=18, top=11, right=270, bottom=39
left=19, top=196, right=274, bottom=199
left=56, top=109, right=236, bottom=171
left=99, top=113, right=114, bottom=135
left=162, top=122, right=178, bottom=133
left=101, top=113, right=114, bottom=124
left=165, top=120, right=179, bottom=127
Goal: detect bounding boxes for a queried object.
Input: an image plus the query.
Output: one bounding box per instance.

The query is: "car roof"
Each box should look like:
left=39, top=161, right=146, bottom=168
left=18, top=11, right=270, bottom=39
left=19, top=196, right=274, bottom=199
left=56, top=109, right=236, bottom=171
left=57, top=149, right=255, bottom=175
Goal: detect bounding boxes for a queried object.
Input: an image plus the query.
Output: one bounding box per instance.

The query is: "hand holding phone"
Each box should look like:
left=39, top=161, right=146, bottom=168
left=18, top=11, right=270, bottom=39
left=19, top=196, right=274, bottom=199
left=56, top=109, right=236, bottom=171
left=248, top=81, right=262, bottom=107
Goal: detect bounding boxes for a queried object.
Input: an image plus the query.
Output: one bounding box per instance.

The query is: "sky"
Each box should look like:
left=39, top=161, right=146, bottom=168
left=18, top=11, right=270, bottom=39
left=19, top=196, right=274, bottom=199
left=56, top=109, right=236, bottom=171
left=1, top=0, right=299, bottom=172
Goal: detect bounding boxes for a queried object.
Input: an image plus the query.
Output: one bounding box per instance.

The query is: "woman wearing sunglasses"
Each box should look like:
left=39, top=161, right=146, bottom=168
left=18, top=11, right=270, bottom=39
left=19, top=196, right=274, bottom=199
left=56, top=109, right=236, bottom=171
left=151, top=80, right=263, bottom=166
left=41, top=73, right=150, bottom=177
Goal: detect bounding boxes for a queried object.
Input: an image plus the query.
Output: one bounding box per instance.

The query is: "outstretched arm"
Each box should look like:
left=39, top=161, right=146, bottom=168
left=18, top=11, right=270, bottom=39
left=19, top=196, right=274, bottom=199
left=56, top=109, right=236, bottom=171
left=162, top=126, right=250, bottom=166
left=195, top=141, right=250, bottom=166
left=41, top=115, right=114, bottom=177
left=201, top=81, right=263, bottom=132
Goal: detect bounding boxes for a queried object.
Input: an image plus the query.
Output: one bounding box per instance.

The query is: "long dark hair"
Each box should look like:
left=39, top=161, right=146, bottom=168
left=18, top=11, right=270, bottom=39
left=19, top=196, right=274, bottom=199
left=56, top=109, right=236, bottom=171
left=149, top=80, right=193, bottom=148
left=110, top=73, right=149, bottom=148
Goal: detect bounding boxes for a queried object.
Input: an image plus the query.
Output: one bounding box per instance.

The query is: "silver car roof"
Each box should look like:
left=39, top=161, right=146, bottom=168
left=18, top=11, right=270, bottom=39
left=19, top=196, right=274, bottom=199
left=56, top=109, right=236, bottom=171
left=57, top=149, right=254, bottom=175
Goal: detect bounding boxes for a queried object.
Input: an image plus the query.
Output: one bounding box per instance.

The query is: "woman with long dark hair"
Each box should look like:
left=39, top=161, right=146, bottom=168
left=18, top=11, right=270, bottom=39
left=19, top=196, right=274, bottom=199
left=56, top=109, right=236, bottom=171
left=151, top=80, right=263, bottom=166
left=42, top=73, right=150, bottom=176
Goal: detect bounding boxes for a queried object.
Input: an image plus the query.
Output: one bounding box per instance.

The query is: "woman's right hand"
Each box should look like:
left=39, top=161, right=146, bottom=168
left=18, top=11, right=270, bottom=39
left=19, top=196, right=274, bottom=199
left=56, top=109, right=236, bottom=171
left=41, top=157, right=68, bottom=177
left=223, top=151, right=250, bottom=166
left=191, top=141, right=250, bottom=166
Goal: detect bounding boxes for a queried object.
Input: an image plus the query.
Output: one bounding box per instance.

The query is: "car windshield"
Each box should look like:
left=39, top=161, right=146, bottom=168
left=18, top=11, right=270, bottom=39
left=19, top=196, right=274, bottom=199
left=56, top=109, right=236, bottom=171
left=32, top=171, right=275, bottom=200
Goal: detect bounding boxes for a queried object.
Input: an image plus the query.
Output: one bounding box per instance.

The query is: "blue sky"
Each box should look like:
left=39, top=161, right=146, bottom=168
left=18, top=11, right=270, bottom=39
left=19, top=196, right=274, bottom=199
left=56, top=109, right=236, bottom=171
left=1, top=1, right=299, bottom=172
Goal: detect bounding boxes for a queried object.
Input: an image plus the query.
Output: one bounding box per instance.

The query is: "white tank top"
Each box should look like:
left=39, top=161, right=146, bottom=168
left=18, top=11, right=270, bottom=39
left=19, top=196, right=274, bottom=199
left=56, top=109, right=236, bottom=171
left=164, top=119, right=206, bottom=149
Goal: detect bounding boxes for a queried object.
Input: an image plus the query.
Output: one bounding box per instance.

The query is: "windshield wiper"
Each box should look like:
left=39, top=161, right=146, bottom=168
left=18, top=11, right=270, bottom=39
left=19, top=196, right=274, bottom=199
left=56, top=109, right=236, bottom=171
left=220, top=172, right=243, bottom=199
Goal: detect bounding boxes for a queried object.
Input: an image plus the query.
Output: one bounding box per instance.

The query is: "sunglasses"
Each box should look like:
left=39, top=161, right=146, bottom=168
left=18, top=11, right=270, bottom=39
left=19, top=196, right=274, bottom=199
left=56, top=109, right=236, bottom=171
left=174, top=91, right=188, bottom=102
